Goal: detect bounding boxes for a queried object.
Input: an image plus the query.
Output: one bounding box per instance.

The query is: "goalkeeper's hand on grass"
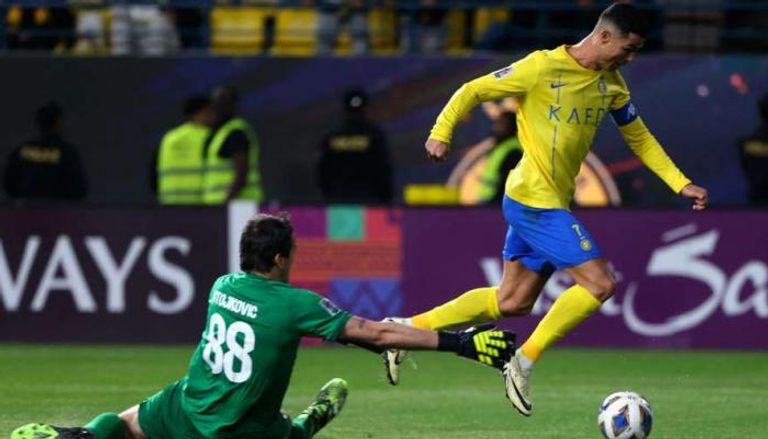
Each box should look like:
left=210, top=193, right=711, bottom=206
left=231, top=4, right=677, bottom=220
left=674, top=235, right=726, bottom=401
left=438, top=324, right=516, bottom=371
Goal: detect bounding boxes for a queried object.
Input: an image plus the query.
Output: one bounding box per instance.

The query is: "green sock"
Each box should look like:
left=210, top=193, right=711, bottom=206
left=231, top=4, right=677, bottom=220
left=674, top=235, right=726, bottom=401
left=84, top=413, right=125, bottom=439
left=289, top=414, right=314, bottom=439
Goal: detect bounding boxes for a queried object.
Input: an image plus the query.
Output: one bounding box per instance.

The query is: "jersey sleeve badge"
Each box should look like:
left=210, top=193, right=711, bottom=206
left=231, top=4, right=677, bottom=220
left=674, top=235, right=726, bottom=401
left=492, top=65, right=514, bottom=80
left=319, top=297, right=342, bottom=316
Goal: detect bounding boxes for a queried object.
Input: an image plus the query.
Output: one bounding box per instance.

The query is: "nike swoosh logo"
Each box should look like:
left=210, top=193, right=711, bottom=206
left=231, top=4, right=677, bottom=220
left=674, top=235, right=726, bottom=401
left=511, top=381, right=533, bottom=411
left=550, top=83, right=566, bottom=89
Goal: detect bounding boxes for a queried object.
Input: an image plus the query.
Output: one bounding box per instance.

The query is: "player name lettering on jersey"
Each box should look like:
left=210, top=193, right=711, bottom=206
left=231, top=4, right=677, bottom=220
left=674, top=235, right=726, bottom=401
left=210, top=290, right=259, bottom=320
left=548, top=105, right=608, bottom=127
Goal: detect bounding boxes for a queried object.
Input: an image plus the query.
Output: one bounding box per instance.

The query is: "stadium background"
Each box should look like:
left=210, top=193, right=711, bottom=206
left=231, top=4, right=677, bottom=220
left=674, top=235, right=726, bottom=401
left=0, top=55, right=767, bottom=205
left=1, top=1, right=767, bottom=438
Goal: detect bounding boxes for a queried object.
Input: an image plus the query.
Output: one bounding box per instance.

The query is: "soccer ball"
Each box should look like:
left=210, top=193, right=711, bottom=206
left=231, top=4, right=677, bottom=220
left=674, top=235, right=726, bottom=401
left=597, top=391, right=653, bottom=439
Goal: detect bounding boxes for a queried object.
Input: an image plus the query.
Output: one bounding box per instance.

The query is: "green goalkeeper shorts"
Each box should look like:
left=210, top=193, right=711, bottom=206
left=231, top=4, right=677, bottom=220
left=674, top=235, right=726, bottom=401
left=138, top=380, right=202, bottom=439
left=138, top=380, right=292, bottom=439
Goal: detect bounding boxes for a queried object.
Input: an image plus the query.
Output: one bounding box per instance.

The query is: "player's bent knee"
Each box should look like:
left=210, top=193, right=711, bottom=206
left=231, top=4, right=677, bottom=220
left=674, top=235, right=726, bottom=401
left=497, top=296, right=534, bottom=316
left=590, top=276, right=616, bottom=302
left=496, top=283, right=538, bottom=316
left=119, top=405, right=147, bottom=439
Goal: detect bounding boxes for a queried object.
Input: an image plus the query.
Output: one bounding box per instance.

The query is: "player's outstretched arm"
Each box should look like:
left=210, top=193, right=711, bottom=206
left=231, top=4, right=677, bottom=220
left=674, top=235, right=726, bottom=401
left=615, top=116, right=697, bottom=197
left=339, top=318, right=515, bottom=370
left=427, top=52, right=540, bottom=161
left=680, top=183, right=709, bottom=210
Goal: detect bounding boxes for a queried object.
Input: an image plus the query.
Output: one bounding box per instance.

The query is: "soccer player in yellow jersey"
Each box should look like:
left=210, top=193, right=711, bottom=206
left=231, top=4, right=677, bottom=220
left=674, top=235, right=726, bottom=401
left=385, top=3, right=709, bottom=416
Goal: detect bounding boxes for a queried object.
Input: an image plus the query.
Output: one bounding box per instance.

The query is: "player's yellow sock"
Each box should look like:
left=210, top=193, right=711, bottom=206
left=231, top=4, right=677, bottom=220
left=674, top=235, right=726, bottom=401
left=411, top=287, right=502, bottom=330
left=520, top=284, right=601, bottom=362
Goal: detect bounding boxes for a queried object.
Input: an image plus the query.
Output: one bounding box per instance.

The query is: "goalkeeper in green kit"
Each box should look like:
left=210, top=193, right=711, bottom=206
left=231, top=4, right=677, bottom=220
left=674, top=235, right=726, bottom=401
left=12, top=214, right=516, bottom=439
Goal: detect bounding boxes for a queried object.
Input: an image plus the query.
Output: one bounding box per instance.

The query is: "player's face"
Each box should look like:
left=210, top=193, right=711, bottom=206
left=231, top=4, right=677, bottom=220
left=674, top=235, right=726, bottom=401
left=601, top=31, right=644, bottom=71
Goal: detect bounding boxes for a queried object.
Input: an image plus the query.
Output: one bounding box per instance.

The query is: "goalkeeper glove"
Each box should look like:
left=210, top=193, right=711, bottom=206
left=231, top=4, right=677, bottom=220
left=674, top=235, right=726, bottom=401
left=438, top=324, right=516, bottom=370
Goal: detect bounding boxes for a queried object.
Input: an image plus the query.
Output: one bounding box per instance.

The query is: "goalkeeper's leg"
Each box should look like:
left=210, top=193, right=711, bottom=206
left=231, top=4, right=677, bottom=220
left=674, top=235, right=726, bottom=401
left=11, top=412, right=131, bottom=439
left=290, top=378, right=348, bottom=438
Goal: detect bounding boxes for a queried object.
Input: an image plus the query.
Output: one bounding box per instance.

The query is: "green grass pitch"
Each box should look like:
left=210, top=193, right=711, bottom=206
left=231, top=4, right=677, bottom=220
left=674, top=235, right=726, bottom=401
left=1, top=345, right=767, bottom=438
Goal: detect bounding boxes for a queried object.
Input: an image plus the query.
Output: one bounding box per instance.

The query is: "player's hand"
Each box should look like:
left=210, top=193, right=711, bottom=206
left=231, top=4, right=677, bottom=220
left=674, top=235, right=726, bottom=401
left=425, top=138, right=451, bottom=162
left=455, top=324, right=516, bottom=371
left=680, top=183, right=708, bottom=211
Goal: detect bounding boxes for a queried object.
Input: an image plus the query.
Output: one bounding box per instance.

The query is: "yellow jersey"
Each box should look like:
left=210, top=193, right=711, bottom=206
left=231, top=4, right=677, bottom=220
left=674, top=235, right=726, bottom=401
left=430, top=45, right=691, bottom=209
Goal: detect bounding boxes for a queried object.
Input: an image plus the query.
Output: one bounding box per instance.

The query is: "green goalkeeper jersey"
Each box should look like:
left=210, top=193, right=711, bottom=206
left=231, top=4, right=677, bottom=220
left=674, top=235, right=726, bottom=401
left=181, top=272, right=352, bottom=438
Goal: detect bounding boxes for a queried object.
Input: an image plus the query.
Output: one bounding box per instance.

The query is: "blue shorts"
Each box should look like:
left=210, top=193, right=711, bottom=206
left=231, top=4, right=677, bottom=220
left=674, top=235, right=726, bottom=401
left=502, top=196, right=602, bottom=277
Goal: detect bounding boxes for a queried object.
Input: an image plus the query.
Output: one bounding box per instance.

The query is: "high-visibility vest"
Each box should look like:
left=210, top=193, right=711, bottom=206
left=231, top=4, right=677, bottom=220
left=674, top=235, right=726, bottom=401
left=203, top=118, right=263, bottom=204
left=478, top=137, right=522, bottom=202
left=156, top=122, right=209, bottom=204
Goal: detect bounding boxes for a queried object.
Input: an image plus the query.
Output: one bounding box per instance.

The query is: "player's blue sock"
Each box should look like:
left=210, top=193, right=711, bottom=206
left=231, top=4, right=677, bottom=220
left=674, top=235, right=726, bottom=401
left=84, top=413, right=125, bottom=439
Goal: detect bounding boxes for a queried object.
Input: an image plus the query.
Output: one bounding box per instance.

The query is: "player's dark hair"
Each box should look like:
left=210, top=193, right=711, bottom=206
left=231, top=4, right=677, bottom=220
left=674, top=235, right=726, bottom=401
left=599, top=3, right=651, bottom=39
left=35, top=101, right=63, bottom=135
left=211, top=84, right=239, bottom=119
left=240, top=214, right=294, bottom=273
left=183, top=95, right=211, bottom=117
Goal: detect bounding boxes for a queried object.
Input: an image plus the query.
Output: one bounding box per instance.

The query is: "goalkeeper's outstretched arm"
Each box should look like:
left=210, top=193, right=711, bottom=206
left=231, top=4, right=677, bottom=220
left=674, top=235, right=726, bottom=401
left=339, top=317, right=516, bottom=370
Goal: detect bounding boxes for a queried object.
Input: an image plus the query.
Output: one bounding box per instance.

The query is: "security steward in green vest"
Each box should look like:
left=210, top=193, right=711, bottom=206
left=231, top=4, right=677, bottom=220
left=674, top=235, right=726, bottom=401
left=479, top=111, right=523, bottom=204
left=156, top=96, right=214, bottom=204
left=203, top=86, right=263, bottom=204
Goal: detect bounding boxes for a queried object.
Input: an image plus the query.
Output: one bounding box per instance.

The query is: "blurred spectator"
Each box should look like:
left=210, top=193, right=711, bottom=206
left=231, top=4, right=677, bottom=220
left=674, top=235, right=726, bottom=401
left=399, top=0, right=447, bottom=54
left=475, top=7, right=537, bottom=52
left=72, top=8, right=107, bottom=55
left=3, top=102, right=88, bottom=201
left=739, top=94, right=768, bottom=206
left=314, top=0, right=369, bottom=55
left=6, top=6, right=75, bottom=51
left=721, top=2, right=768, bottom=52
left=203, top=86, right=264, bottom=204
left=478, top=111, right=522, bottom=204
left=155, top=95, right=215, bottom=205
left=316, top=88, right=393, bottom=204
left=476, top=1, right=661, bottom=53
left=662, top=0, right=722, bottom=52
left=111, top=5, right=180, bottom=56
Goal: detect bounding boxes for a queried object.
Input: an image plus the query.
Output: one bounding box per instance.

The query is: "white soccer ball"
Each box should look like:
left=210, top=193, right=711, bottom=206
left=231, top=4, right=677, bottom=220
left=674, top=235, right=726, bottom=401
left=597, top=391, right=653, bottom=439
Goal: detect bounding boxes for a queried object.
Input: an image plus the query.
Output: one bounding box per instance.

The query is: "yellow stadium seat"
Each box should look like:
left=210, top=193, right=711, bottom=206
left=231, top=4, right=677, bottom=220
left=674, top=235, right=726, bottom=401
left=7, top=6, right=23, bottom=27
left=369, top=8, right=397, bottom=53
left=211, top=7, right=274, bottom=54
left=474, top=7, right=510, bottom=41
left=271, top=7, right=397, bottom=56
left=445, top=10, right=469, bottom=54
left=272, top=8, right=317, bottom=56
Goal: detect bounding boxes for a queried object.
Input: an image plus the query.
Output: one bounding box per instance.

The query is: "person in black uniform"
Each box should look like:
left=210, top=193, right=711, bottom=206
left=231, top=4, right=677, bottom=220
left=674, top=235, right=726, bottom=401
left=3, top=101, right=88, bottom=201
left=739, top=94, right=768, bottom=206
left=316, top=88, right=393, bottom=204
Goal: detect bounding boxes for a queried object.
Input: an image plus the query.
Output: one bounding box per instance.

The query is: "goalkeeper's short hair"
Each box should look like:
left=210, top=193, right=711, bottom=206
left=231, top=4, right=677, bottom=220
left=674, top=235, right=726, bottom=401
left=240, top=213, right=294, bottom=272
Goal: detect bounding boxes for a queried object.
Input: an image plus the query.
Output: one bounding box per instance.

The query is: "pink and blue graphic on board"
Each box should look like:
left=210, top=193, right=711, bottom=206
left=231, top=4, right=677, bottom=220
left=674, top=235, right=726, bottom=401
left=263, top=206, right=403, bottom=326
